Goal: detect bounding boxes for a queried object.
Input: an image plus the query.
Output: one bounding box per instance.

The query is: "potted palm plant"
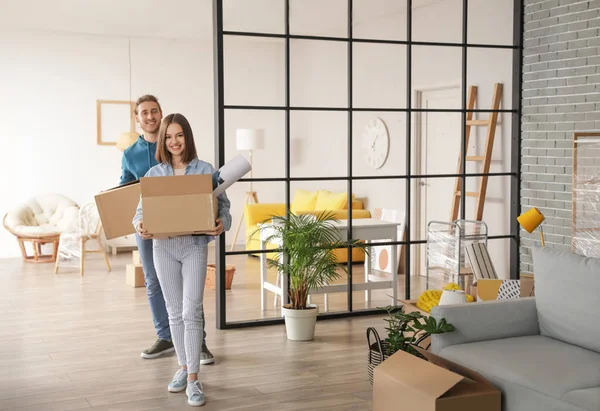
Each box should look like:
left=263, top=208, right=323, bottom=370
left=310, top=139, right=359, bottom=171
left=259, top=211, right=370, bottom=341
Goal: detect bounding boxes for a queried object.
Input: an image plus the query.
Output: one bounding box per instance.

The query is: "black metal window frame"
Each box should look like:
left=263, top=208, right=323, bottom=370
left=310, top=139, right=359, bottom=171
left=213, top=0, right=524, bottom=330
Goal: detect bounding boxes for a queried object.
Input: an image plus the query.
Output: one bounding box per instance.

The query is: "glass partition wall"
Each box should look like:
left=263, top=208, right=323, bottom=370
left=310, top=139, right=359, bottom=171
left=213, top=0, right=523, bottom=329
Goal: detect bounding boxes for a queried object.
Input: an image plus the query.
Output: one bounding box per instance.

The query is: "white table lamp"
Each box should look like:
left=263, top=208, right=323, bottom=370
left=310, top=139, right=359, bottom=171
left=236, top=128, right=264, bottom=193
left=230, top=128, right=265, bottom=251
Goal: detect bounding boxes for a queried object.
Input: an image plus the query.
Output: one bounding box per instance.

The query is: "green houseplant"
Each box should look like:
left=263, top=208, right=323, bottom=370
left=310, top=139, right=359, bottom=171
left=259, top=211, right=370, bottom=340
left=366, top=305, right=456, bottom=384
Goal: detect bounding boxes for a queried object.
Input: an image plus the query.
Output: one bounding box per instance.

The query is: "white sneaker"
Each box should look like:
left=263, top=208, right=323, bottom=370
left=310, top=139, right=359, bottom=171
left=186, top=380, right=206, bottom=407
left=168, top=368, right=188, bottom=393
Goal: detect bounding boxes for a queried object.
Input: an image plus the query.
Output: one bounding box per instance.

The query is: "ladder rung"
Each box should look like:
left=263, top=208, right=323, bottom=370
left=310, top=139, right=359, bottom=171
left=455, top=191, right=479, bottom=197
left=466, top=120, right=489, bottom=126
left=466, top=156, right=485, bottom=161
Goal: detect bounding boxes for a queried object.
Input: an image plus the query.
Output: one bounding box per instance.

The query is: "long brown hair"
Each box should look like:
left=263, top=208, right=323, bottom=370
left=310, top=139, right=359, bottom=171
left=155, top=113, right=198, bottom=165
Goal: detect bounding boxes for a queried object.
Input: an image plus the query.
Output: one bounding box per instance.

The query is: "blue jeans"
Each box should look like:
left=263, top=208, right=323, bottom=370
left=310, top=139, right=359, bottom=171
left=136, top=234, right=206, bottom=342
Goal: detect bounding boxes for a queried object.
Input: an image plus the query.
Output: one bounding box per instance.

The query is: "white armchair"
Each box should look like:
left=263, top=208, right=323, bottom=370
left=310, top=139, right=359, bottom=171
left=3, top=194, right=79, bottom=263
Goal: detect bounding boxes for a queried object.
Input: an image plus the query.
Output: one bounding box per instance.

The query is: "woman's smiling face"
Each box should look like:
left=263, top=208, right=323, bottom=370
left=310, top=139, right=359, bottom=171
left=165, top=122, right=186, bottom=157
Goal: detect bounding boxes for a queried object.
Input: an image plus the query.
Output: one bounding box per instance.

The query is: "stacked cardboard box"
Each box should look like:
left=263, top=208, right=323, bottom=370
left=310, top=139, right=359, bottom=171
left=126, top=260, right=144, bottom=288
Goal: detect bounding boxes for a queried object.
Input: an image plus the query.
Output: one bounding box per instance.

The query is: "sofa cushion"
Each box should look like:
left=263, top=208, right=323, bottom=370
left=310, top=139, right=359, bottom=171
left=4, top=194, right=79, bottom=237
left=532, top=247, right=600, bottom=353
left=291, top=190, right=318, bottom=214
left=438, top=335, right=600, bottom=402
left=315, top=190, right=349, bottom=210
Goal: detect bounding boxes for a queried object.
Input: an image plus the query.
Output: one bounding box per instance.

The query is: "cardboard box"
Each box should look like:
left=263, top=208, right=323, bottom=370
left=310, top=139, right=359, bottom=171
left=132, top=250, right=141, bottom=265
left=374, top=347, right=500, bottom=411
left=476, top=278, right=535, bottom=301
left=400, top=299, right=430, bottom=316
left=95, top=180, right=141, bottom=240
left=140, top=174, right=217, bottom=237
left=126, top=264, right=145, bottom=287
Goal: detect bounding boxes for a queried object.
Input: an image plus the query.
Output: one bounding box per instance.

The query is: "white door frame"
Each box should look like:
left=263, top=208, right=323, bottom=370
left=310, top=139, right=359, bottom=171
left=411, top=83, right=461, bottom=277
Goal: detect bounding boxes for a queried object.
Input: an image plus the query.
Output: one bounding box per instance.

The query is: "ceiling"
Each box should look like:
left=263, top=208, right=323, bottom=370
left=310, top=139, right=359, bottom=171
left=0, top=0, right=442, bottom=41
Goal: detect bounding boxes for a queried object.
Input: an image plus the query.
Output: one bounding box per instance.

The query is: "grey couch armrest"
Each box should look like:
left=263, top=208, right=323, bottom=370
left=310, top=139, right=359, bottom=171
left=430, top=297, right=540, bottom=354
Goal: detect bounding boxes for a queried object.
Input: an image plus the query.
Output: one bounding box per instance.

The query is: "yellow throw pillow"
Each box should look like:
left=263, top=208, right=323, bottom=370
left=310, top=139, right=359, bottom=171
left=315, top=190, right=349, bottom=210
left=291, top=189, right=318, bottom=213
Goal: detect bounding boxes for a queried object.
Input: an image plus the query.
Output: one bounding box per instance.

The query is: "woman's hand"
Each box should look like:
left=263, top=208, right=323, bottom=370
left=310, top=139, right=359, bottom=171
left=207, top=218, right=224, bottom=236
left=137, top=221, right=153, bottom=239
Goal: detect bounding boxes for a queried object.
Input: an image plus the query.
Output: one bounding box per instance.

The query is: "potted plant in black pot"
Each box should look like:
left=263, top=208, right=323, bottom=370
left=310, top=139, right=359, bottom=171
left=366, top=305, right=456, bottom=384
left=259, top=211, right=370, bottom=341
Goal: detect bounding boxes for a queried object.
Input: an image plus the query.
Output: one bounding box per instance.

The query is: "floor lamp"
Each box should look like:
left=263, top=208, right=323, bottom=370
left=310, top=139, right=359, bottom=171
left=229, top=128, right=265, bottom=251
left=518, top=207, right=545, bottom=247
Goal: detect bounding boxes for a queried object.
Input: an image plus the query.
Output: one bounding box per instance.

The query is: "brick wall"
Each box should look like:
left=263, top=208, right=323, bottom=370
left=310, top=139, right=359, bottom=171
left=521, top=0, right=600, bottom=273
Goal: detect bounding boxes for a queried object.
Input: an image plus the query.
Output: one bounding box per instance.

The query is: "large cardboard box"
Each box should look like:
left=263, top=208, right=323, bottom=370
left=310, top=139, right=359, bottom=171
left=95, top=180, right=141, bottom=240
left=475, top=278, right=535, bottom=301
left=140, top=174, right=217, bottom=237
left=374, top=347, right=501, bottom=411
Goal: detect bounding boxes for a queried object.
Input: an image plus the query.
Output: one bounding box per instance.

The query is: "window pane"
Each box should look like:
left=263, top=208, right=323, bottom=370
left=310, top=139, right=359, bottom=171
left=412, top=0, right=463, bottom=44
left=225, top=181, right=286, bottom=323
left=351, top=179, right=406, bottom=311
left=291, top=39, right=347, bottom=108
left=354, top=43, right=407, bottom=109
left=353, top=0, right=407, bottom=41
left=290, top=111, right=347, bottom=178
left=224, top=37, right=285, bottom=107
left=353, top=112, right=406, bottom=177
left=411, top=46, right=463, bottom=110
left=224, top=0, right=285, bottom=34
left=468, top=0, right=514, bottom=45
left=290, top=0, right=347, bottom=38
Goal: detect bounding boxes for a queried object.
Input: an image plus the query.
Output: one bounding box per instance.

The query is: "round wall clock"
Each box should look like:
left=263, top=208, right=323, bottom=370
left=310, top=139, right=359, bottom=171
left=362, top=117, right=390, bottom=169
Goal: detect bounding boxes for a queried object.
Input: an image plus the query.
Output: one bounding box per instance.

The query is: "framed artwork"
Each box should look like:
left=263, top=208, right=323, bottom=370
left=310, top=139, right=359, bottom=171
left=96, top=100, right=136, bottom=146
left=371, top=208, right=406, bottom=274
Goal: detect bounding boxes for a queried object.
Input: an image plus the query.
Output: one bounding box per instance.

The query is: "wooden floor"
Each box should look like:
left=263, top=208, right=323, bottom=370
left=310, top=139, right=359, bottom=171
left=0, top=252, right=404, bottom=411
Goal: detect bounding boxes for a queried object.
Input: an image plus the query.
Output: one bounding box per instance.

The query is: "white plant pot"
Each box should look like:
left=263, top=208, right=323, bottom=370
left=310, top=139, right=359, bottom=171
left=282, top=304, right=319, bottom=341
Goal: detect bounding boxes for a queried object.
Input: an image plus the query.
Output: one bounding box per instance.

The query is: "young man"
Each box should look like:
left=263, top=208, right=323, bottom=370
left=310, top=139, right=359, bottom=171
left=120, top=94, right=214, bottom=364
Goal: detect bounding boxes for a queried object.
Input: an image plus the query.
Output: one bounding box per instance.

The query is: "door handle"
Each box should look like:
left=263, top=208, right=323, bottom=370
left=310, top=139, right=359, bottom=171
left=419, top=181, right=428, bottom=187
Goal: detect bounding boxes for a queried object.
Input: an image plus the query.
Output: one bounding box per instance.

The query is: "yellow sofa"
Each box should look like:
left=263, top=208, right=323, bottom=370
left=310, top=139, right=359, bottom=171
left=243, top=189, right=371, bottom=263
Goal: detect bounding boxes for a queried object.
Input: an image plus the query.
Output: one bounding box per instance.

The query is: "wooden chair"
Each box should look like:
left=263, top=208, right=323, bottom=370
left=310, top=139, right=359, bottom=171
left=54, top=202, right=111, bottom=276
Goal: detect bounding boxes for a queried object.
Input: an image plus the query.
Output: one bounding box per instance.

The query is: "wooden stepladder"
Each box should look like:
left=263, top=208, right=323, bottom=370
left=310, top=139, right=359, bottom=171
left=450, top=83, right=503, bottom=222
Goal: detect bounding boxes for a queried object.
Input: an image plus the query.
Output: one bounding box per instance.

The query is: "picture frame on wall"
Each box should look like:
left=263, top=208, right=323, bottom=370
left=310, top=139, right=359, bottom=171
left=96, top=99, right=136, bottom=146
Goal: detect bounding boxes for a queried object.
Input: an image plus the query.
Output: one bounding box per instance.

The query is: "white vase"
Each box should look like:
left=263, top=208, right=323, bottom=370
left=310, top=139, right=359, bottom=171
left=282, top=304, right=319, bottom=341
left=439, top=289, right=467, bottom=306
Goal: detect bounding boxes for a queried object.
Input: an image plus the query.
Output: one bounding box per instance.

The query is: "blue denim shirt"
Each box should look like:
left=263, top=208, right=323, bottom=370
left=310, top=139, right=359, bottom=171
left=132, top=158, right=232, bottom=245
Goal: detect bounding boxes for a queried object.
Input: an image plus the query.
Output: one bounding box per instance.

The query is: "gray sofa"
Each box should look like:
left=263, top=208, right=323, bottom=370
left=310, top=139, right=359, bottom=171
left=431, top=247, right=600, bottom=411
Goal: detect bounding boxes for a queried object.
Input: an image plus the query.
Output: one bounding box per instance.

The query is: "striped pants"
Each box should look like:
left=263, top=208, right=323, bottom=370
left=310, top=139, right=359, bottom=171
left=153, top=236, right=208, bottom=374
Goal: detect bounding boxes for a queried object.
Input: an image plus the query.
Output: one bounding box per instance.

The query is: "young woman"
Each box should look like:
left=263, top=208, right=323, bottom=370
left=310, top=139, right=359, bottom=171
left=132, top=113, right=231, bottom=407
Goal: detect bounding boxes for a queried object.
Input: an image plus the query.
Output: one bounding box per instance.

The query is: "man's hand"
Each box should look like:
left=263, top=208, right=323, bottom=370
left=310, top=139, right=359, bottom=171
left=207, top=218, right=224, bottom=236
left=137, top=221, right=153, bottom=239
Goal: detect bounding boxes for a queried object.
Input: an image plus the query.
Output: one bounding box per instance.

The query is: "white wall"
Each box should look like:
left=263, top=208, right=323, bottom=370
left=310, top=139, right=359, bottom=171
left=0, top=30, right=283, bottom=258
left=0, top=0, right=516, bottom=279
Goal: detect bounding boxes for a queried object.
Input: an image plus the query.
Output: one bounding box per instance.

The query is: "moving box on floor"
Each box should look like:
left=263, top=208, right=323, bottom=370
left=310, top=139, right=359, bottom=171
left=472, top=278, right=535, bottom=301
left=374, top=347, right=501, bottom=411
